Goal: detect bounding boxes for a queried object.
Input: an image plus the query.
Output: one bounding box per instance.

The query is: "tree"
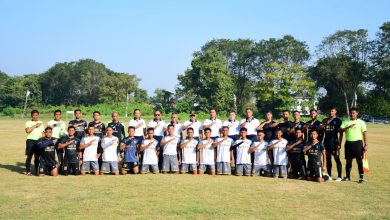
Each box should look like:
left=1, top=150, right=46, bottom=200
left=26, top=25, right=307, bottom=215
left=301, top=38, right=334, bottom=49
left=177, top=50, right=235, bottom=112
left=255, top=63, right=315, bottom=114
left=315, top=29, right=369, bottom=115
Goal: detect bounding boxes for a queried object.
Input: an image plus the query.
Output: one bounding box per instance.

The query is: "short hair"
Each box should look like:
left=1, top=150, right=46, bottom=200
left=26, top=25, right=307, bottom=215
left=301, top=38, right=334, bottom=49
left=295, top=129, right=302, bottom=133
left=275, top=129, right=283, bottom=133
left=310, top=130, right=318, bottom=134
left=128, top=126, right=136, bottom=131
left=167, top=124, right=175, bottom=129
left=282, top=110, right=290, bottom=113
left=93, top=111, right=100, bottom=115
left=154, top=110, right=162, bottom=114
left=54, top=109, right=62, bottom=115
left=187, top=127, right=194, bottom=132
left=265, top=110, right=273, bottom=114
left=204, top=128, right=211, bottom=132
left=239, top=127, right=247, bottom=132
left=229, top=110, right=236, bottom=114
left=329, top=105, right=337, bottom=110
left=310, top=109, right=317, bottom=113
left=292, top=110, right=300, bottom=114
left=74, top=109, right=81, bottom=114
left=134, top=109, right=141, bottom=114
left=88, top=124, right=95, bottom=129
left=189, top=110, right=196, bottom=115
left=257, top=130, right=265, bottom=134
left=222, top=126, right=229, bottom=130
left=209, top=108, right=217, bottom=113
left=350, top=107, right=359, bottom=112
left=112, top=112, right=119, bottom=117
left=68, top=126, right=75, bottom=130
left=147, top=127, right=154, bottom=132
left=45, top=127, right=52, bottom=132
left=106, top=126, right=113, bottom=130
left=30, top=110, right=39, bottom=116
left=245, top=107, right=254, bottom=112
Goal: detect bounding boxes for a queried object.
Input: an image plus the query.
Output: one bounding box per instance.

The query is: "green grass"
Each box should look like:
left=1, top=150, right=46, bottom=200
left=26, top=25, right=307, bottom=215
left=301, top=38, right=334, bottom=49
left=0, top=119, right=389, bottom=219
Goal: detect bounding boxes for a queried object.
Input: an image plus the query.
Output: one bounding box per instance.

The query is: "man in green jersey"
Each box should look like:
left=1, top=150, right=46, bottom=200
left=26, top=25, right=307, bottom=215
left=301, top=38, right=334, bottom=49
left=25, top=110, right=45, bottom=176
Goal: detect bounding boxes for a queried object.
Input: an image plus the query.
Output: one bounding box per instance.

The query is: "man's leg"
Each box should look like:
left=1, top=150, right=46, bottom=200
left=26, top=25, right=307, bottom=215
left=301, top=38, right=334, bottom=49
left=345, top=159, right=352, bottom=180
left=326, top=151, right=332, bottom=177
left=356, top=158, right=364, bottom=181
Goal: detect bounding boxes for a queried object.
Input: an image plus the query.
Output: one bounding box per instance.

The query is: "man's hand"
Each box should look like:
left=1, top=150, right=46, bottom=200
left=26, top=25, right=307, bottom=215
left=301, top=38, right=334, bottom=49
left=364, top=144, right=368, bottom=152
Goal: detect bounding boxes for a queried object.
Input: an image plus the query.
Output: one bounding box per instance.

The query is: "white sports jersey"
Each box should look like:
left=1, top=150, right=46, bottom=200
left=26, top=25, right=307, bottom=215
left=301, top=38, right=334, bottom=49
left=163, top=136, right=180, bottom=155
left=148, top=120, right=166, bottom=136
left=101, top=136, right=119, bottom=161
left=164, top=122, right=183, bottom=138
left=142, top=139, right=159, bottom=165
left=216, top=137, right=234, bottom=162
left=240, top=118, right=260, bottom=135
left=202, top=118, right=222, bottom=137
left=252, top=141, right=270, bottom=166
left=235, top=139, right=252, bottom=164
left=183, top=120, right=202, bottom=137
left=181, top=139, right=198, bottom=164
left=81, top=135, right=100, bottom=161
left=271, top=139, right=288, bottom=165
left=223, top=120, right=240, bottom=136
left=128, top=118, right=146, bottom=137
left=199, top=139, right=215, bottom=165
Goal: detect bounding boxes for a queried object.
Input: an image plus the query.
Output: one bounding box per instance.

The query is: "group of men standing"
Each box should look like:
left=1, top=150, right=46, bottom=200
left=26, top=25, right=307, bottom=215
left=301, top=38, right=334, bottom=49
left=24, top=106, right=368, bottom=183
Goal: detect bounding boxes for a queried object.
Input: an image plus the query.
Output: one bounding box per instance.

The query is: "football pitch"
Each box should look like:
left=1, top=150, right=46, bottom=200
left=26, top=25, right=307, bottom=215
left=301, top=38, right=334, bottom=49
left=0, top=119, right=389, bottom=219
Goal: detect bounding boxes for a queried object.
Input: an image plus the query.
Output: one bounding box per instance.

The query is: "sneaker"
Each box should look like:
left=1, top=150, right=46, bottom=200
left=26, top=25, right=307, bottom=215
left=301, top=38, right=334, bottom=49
left=335, top=177, right=342, bottom=182
left=358, top=179, right=365, bottom=184
left=343, top=177, right=351, bottom=182
left=26, top=172, right=32, bottom=176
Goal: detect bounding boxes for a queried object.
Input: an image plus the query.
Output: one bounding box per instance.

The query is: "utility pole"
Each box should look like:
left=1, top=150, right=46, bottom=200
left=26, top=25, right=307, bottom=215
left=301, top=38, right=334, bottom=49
left=23, top=90, right=31, bottom=117
left=125, top=92, right=129, bottom=118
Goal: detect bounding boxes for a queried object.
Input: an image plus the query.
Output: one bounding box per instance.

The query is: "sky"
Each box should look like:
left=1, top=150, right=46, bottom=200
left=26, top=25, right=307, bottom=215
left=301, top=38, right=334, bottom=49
left=1, top=0, right=389, bottom=96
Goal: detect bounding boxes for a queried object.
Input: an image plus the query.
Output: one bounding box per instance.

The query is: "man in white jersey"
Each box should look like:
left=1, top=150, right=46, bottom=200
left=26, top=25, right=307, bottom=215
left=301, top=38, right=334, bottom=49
left=148, top=110, right=166, bottom=171
left=249, top=130, right=271, bottom=176
left=223, top=111, right=240, bottom=142
left=139, top=128, right=160, bottom=174
left=79, top=125, right=101, bottom=175
left=128, top=109, right=147, bottom=143
left=160, top=124, right=180, bottom=174
left=180, top=128, right=198, bottom=174
left=232, top=127, right=252, bottom=176
left=202, top=108, right=222, bottom=141
left=197, top=128, right=216, bottom=175
left=268, top=129, right=289, bottom=178
left=164, top=113, right=183, bottom=139
left=240, top=107, right=260, bottom=142
left=182, top=111, right=202, bottom=141
left=100, top=127, right=120, bottom=175
left=213, top=126, right=234, bottom=175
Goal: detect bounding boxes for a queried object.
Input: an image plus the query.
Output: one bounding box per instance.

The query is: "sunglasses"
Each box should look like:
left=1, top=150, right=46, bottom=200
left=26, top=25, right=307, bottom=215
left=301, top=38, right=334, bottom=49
left=155, top=114, right=161, bottom=116
left=190, top=115, right=195, bottom=117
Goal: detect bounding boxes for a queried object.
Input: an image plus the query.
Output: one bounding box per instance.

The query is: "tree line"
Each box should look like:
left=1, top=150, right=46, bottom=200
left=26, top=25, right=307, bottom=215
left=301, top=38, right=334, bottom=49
left=1, top=22, right=389, bottom=117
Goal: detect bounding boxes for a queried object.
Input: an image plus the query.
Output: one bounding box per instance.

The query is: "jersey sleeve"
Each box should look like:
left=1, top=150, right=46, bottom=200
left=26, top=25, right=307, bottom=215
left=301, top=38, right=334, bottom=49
left=340, top=120, right=348, bottom=129
left=360, top=120, right=367, bottom=133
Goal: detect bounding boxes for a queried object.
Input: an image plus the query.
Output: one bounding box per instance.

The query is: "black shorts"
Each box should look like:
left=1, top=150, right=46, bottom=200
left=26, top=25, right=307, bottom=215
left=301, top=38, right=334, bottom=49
left=63, top=162, right=79, bottom=174
left=324, top=140, right=339, bottom=156
left=39, top=160, right=57, bottom=174
left=25, top=139, right=38, bottom=156
left=345, top=140, right=364, bottom=160
left=307, top=164, right=322, bottom=178
left=122, top=162, right=139, bottom=171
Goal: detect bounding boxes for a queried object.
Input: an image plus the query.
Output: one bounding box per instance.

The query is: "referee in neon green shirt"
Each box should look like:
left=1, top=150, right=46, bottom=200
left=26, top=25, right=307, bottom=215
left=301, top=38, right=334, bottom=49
left=340, top=108, right=368, bottom=183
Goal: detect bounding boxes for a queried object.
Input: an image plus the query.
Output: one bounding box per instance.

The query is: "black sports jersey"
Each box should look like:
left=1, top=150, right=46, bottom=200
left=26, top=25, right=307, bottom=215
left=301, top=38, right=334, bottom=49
left=262, top=121, right=276, bottom=142
left=89, top=121, right=106, bottom=139
left=322, top=117, right=342, bottom=144
left=69, top=119, right=87, bottom=139
left=60, top=136, right=80, bottom=163
left=306, top=142, right=324, bottom=167
left=289, top=139, right=306, bottom=155
left=286, top=121, right=305, bottom=142
left=277, top=121, right=294, bottom=141
left=37, top=137, right=57, bottom=165
left=305, top=119, right=323, bottom=141
left=107, top=121, right=125, bottom=142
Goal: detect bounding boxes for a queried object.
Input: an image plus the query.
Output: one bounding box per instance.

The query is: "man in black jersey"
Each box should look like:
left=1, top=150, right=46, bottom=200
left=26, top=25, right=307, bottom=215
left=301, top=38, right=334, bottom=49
left=58, top=126, right=80, bottom=176
left=286, top=129, right=306, bottom=179
left=270, top=110, right=294, bottom=141
left=288, top=111, right=306, bottom=142
left=69, top=109, right=87, bottom=140
left=303, top=109, right=322, bottom=142
left=37, top=127, right=58, bottom=176
left=303, top=130, right=326, bottom=183
left=257, top=111, right=276, bottom=142
left=89, top=111, right=106, bottom=139
left=319, top=106, right=343, bottom=181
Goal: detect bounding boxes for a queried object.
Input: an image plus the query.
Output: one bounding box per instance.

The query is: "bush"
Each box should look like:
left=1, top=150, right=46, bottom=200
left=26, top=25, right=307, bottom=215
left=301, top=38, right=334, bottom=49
left=2, top=107, right=16, bottom=117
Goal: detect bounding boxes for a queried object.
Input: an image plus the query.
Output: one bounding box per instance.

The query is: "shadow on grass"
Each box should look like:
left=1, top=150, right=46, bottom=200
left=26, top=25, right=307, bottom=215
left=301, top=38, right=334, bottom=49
left=0, top=162, right=26, bottom=174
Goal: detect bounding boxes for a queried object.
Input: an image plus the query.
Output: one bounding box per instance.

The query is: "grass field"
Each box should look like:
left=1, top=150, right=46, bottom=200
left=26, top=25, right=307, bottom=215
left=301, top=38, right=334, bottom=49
left=0, top=119, right=389, bottom=219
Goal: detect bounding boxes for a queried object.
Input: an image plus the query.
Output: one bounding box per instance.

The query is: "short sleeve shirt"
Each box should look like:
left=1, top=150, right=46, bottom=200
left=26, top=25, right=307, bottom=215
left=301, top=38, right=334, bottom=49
left=25, top=120, right=44, bottom=140
left=341, top=119, right=367, bottom=142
